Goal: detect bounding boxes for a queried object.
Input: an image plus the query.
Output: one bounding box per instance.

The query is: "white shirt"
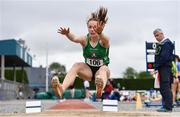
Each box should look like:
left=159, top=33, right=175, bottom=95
left=159, top=37, right=165, bottom=44
left=84, top=80, right=90, bottom=88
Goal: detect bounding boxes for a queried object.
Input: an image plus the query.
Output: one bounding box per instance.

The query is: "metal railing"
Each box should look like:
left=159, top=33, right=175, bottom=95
left=0, top=79, right=30, bottom=100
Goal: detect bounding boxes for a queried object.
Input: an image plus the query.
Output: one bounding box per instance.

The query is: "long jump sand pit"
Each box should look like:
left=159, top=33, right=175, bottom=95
left=0, top=110, right=173, bottom=117
left=0, top=99, right=179, bottom=117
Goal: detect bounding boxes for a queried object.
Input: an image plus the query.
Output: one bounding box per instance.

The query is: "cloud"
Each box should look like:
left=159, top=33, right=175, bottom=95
left=0, top=0, right=180, bottom=77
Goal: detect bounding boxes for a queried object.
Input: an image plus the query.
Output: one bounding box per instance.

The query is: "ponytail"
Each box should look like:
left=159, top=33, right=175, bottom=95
left=87, top=6, right=108, bottom=24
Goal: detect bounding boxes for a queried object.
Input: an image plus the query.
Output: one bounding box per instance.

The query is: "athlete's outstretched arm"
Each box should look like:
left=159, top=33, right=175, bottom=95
left=58, top=27, right=86, bottom=46
left=94, top=21, right=110, bottom=48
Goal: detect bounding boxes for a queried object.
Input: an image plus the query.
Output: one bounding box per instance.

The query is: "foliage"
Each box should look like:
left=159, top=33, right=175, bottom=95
left=49, top=62, right=66, bottom=74
left=5, top=69, right=28, bottom=84
left=137, top=71, right=154, bottom=79
left=115, top=78, right=154, bottom=90
left=122, top=67, right=138, bottom=79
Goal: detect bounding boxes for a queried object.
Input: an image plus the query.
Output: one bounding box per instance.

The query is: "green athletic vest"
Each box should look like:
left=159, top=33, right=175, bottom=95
left=83, top=34, right=110, bottom=67
left=171, top=61, right=178, bottom=77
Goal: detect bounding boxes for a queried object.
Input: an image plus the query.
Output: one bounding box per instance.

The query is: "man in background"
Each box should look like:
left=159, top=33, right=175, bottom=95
left=154, top=28, right=174, bottom=112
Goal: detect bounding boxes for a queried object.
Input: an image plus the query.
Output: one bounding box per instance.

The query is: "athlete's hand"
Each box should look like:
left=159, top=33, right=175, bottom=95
left=58, top=27, right=70, bottom=36
left=152, top=70, right=158, bottom=75
left=151, top=70, right=158, bottom=78
left=94, top=21, right=105, bottom=35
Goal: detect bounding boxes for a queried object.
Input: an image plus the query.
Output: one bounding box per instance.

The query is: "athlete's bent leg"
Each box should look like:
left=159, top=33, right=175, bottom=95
left=52, top=62, right=92, bottom=98
left=95, top=65, right=110, bottom=98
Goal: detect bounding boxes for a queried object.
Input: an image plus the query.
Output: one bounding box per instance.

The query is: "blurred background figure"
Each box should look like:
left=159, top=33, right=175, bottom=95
left=109, top=79, right=121, bottom=101
left=83, top=80, right=91, bottom=99
left=171, top=55, right=179, bottom=106
left=102, top=79, right=113, bottom=100
left=69, top=83, right=75, bottom=98
left=16, top=85, right=24, bottom=99
left=175, top=55, right=180, bottom=104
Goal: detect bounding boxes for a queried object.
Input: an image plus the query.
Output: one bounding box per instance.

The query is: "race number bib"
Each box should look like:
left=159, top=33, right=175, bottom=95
left=86, top=58, right=103, bottom=67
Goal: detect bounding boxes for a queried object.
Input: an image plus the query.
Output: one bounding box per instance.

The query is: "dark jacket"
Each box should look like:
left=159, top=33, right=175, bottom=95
left=155, top=38, right=174, bottom=70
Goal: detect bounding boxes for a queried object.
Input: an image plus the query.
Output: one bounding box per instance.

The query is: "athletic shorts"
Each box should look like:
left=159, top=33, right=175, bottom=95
left=87, top=64, right=100, bottom=80
left=87, top=64, right=108, bottom=80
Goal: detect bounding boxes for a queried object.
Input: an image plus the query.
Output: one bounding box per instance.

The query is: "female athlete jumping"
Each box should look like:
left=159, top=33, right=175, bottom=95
left=52, top=7, right=110, bottom=98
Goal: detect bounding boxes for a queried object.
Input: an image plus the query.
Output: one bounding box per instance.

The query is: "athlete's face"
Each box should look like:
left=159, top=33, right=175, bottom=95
left=87, top=20, right=98, bottom=38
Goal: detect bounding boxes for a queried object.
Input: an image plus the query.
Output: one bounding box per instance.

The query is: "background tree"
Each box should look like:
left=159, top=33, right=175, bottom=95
left=122, top=67, right=138, bottom=79
left=137, top=71, right=154, bottom=79
left=49, top=62, right=66, bottom=75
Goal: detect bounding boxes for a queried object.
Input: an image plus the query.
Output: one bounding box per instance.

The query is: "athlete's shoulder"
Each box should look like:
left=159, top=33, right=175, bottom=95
left=79, top=35, right=88, bottom=47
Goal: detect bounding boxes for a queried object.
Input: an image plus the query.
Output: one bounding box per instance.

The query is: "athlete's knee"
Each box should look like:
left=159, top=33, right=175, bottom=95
left=95, top=75, right=101, bottom=79
left=72, top=62, right=82, bottom=70
left=98, top=66, right=110, bottom=78
left=99, top=66, right=110, bottom=74
left=100, top=65, right=108, bottom=70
